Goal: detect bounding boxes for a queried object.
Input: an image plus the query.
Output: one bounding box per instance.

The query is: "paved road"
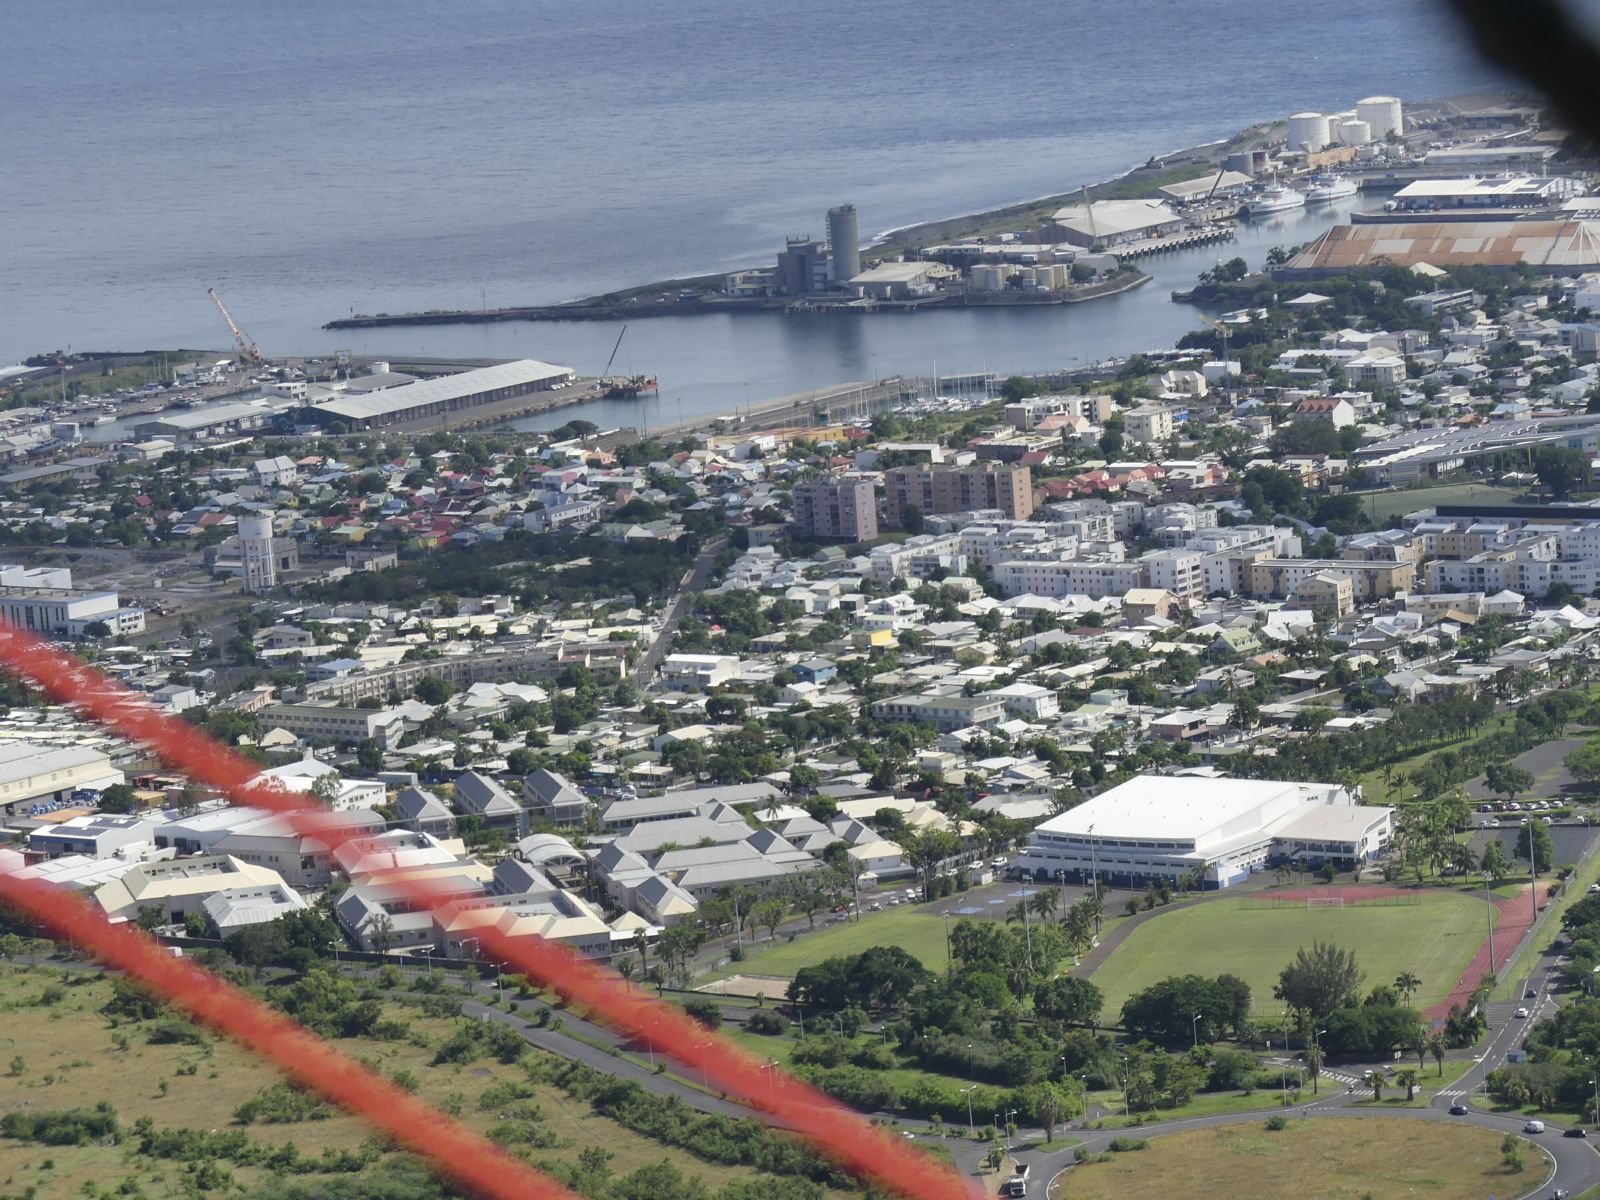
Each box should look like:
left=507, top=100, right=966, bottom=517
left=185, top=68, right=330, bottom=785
left=633, top=535, right=726, bottom=686
left=1003, top=935, right=1600, bottom=1200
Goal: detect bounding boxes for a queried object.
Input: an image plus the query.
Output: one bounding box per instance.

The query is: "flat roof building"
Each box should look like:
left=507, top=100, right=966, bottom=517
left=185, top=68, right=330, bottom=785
left=310, top=359, right=575, bottom=431
left=0, top=743, right=125, bottom=818
left=1015, top=774, right=1392, bottom=888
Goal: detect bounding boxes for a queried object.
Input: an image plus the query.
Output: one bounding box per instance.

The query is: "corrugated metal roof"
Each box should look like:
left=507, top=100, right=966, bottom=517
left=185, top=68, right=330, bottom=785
left=312, top=359, right=572, bottom=421
left=1283, top=219, right=1600, bottom=272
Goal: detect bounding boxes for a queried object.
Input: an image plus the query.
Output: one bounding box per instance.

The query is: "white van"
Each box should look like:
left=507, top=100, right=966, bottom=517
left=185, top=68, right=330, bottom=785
left=1524, top=1119, right=1546, bottom=1134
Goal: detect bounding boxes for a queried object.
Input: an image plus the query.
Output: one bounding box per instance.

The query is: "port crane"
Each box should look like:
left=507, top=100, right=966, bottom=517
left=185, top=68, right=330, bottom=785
left=598, top=324, right=658, bottom=399
left=207, top=287, right=263, bottom=365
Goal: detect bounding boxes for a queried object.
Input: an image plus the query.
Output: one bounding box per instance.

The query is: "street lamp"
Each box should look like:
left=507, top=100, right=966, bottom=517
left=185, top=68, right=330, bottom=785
left=1591, top=1078, right=1597, bottom=1126
left=1191, top=1014, right=1203, bottom=1049
left=960, top=1084, right=978, bottom=1137
left=1482, top=873, right=1498, bottom=978
left=1312, top=1028, right=1327, bottom=1095
left=942, top=910, right=954, bottom=976
left=1004, top=1109, right=1018, bottom=1152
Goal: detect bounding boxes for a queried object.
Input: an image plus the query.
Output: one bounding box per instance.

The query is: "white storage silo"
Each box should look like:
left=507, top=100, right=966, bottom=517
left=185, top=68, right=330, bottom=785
left=1357, top=95, right=1403, bottom=141
left=1336, top=119, right=1371, bottom=146
left=1287, top=112, right=1330, bottom=153
left=970, top=264, right=1008, bottom=292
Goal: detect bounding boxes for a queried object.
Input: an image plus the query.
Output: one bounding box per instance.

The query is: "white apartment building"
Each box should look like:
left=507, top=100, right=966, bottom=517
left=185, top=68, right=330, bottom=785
left=660, top=654, right=740, bottom=689
left=1346, top=354, right=1406, bottom=386
left=1124, top=406, right=1176, bottom=445
left=1139, top=548, right=1205, bottom=600
left=994, top=558, right=1147, bottom=599
left=866, top=533, right=968, bottom=582
left=262, top=702, right=409, bottom=749
left=990, top=682, right=1060, bottom=720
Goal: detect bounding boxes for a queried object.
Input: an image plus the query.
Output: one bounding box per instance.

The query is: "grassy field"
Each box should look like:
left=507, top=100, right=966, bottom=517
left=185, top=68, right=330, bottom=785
left=0, top=965, right=807, bottom=1200
left=702, top=900, right=1126, bottom=985
left=1088, top=892, right=1487, bottom=1020
left=1355, top=483, right=1522, bottom=523
left=1051, top=1118, right=1527, bottom=1200
left=704, top=905, right=957, bottom=982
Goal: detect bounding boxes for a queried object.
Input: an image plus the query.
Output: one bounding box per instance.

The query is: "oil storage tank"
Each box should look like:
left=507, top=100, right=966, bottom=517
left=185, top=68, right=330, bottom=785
left=1356, top=95, right=1403, bottom=140
left=1287, top=112, right=1330, bottom=153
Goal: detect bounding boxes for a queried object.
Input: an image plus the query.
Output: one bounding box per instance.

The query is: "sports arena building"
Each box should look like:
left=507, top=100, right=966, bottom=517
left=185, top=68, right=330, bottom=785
left=1013, top=774, right=1392, bottom=890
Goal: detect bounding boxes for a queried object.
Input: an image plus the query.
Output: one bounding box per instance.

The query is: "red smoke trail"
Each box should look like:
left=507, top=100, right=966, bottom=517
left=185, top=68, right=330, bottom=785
left=0, top=625, right=976, bottom=1200
left=0, top=871, right=580, bottom=1200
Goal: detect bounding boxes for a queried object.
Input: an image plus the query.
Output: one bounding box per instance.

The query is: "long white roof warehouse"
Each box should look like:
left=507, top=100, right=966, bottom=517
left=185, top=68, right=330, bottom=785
left=311, top=359, right=574, bottom=431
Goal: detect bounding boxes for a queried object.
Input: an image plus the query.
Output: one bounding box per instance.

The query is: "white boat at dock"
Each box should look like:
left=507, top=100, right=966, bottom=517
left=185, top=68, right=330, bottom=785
left=1303, top=174, right=1358, bottom=203
left=1243, top=184, right=1306, bottom=215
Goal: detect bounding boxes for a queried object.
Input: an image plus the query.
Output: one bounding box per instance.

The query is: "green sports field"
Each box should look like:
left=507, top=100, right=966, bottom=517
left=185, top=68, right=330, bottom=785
left=1088, top=892, right=1488, bottom=1020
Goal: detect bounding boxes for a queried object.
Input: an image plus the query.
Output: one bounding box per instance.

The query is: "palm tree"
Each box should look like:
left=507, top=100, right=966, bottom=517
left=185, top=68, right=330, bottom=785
left=1395, top=1069, right=1417, bottom=1102
left=1394, top=971, right=1421, bottom=1009
left=1081, top=892, right=1105, bottom=937
left=616, top=958, right=636, bottom=988
left=1304, top=1044, right=1323, bottom=1096
left=1030, top=889, right=1059, bottom=922
left=1427, top=1031, right=1447, bottom=1076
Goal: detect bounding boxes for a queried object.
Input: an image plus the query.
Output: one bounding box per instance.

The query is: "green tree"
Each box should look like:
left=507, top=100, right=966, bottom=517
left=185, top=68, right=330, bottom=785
left=414, top=676, right=452, bottom=705
left=1516, top=820, right=1555, bottom=874
left=1033, top=975, right=1103, bottom=1027
left=1564, top=740, right=1600, bottom=788
left=1275, top=942, right=1364, bottom=1020
left=1484, top=761, right=1535, bottom=802
left=1481, top=838, right=1512, bottom=884
left=1393, top=971, right=1421, bottom=1009
left=96, top=783, right=140, bottom=814
left=1534, top=444, right=1591, bottom=500
left=355, top=739, right=384, bottom=772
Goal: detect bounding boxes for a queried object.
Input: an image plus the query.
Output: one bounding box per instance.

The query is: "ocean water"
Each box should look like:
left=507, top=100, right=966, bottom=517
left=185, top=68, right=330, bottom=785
left=2, top=0, right=1586, bottom=420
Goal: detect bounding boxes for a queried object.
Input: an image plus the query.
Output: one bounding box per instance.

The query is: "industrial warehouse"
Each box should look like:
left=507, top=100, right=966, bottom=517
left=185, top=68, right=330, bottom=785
left=309, top=359, right=576, bottom=431
left=1277, top=217, right=1600, bottom=277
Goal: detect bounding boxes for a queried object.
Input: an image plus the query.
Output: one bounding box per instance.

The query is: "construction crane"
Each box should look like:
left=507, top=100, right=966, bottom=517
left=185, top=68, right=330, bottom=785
left=207, top=287, right=263, bottom=365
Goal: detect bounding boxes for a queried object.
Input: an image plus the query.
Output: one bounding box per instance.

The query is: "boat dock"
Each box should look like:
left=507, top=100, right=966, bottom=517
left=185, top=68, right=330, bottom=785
left=1112, top=223, right=1235, bottom=259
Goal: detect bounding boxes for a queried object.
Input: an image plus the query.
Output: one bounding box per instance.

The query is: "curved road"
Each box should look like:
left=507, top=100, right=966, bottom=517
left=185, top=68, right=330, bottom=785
left=1011, top=934, right=1600, bottom=1200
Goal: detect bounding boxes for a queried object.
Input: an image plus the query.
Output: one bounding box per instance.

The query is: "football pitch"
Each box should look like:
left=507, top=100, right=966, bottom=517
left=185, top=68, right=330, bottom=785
left=1088, top=892, right=1488, bottom=1021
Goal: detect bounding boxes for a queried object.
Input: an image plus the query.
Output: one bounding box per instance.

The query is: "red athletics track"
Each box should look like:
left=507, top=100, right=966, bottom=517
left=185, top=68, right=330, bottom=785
left=1256, top=884, right=1551, bottom=1021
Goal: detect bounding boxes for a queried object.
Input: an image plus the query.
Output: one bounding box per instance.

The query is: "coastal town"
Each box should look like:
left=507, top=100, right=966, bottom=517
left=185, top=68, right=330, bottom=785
left=18, top=83, right=1600, bottom=1200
